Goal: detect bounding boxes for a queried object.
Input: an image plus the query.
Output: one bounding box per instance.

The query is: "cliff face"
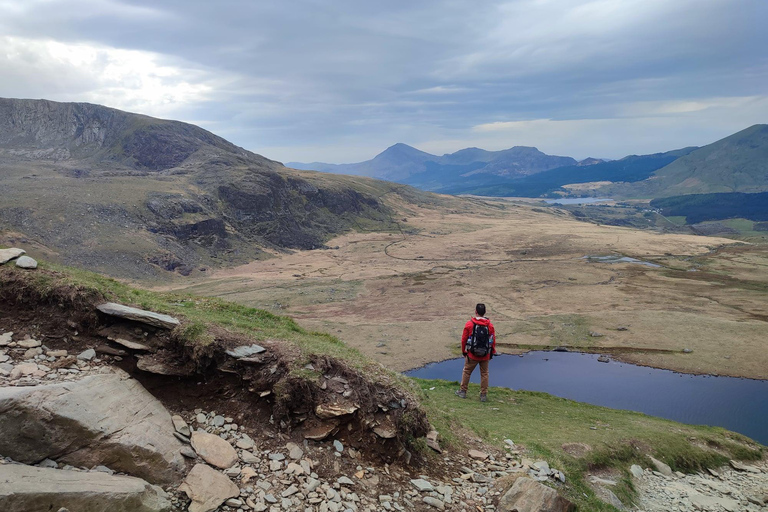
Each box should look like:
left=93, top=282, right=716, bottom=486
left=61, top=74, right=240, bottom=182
left=0, top=98, right=400, bottom=279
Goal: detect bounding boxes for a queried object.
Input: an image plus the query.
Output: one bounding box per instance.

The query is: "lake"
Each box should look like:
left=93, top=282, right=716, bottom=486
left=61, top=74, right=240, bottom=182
left=544, top=197, right=613, bottom=205
left=405, top=352, right=768, bottom=445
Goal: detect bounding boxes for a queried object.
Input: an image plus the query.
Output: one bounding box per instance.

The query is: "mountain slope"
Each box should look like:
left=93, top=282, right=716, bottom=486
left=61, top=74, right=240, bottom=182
left=596, top=124, right=768, bottom=198
left=289, top=143, right=576, bottom=188
left=0, top=98, right=420, bottom=279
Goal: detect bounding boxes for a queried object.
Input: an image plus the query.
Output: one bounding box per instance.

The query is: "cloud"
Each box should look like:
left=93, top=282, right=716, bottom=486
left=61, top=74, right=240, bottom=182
left=0, top=0, right=765, bottom=162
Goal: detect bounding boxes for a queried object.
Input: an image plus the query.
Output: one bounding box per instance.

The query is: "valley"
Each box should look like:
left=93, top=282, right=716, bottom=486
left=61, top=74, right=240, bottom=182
left=169, top=197, right=768, bottom=380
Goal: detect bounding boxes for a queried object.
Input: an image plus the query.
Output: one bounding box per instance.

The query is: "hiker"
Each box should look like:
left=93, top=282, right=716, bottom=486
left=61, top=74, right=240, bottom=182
left=455, top=303, right=497, bottom=402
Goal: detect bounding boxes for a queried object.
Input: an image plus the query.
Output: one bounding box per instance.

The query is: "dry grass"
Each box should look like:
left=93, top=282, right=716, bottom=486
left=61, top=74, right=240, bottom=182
left=168, top=197, right=768, bottom=378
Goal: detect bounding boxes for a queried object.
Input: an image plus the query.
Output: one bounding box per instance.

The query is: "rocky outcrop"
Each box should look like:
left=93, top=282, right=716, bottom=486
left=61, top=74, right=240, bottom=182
left=0, top=464, right=171, bottom=512
left=0, top=374, right=185, bottom=484
left=497, top=477, right=575, bottom=512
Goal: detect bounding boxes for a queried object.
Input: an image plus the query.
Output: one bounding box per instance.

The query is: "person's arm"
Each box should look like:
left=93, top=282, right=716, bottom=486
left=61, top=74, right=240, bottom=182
left=490, top=323, right=497, bottom=357
left=461, top=321, right=471, bottom=356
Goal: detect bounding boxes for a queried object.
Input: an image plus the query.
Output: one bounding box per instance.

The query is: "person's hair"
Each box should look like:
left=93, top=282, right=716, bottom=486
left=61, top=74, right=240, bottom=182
left=475, top=303, right=486, bottom=316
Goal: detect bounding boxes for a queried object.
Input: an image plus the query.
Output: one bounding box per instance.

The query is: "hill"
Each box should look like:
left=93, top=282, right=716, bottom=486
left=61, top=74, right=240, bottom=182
left=442, top=147, right=696, bottom=197
left=651, top=192, right=768, bottom=224
left=289, top=143, right=576, bottom=188
left=0, top=98, right=429, bottom=280
left=594, top=124, right=768, bottom=199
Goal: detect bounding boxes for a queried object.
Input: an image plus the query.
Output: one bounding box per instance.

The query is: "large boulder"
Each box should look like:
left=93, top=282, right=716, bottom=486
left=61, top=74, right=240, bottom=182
left=0, top=464, right=171, bottom=512
left=0, top=374, right=185, bottom=484
left=190, top=431, right=238, bottom=469
left=0, top=248, right=25, bottom=264
left=498, top=477, right=575, bottom=512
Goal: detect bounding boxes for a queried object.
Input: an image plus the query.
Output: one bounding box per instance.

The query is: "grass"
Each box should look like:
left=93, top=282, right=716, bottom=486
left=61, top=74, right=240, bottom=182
left=415, top=378, right=763, bottom=511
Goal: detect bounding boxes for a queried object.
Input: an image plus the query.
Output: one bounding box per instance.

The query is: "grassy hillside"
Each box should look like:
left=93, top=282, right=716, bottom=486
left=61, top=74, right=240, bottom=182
left=651, top=192, right=768, bottom=224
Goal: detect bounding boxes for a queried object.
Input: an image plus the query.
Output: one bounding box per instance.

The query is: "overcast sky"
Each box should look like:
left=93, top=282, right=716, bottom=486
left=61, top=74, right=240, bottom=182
left=1, top=0, right=766, bottom=162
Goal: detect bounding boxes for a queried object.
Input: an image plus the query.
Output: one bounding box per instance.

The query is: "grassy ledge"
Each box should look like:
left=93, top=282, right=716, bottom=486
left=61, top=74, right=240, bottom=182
left=415, top=379, right=763, bottom=510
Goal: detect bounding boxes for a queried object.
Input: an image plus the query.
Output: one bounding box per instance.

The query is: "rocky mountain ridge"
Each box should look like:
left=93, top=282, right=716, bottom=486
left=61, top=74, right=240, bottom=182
left=0, top=98, right=419, bottom=280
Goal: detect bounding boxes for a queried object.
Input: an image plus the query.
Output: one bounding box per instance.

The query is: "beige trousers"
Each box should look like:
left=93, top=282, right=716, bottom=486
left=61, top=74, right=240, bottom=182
left=460, top=357, right=489, bottom=394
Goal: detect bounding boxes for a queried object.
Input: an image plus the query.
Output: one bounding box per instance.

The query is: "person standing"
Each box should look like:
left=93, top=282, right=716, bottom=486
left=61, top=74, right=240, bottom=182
left=455, top=303, right=496, bottom=402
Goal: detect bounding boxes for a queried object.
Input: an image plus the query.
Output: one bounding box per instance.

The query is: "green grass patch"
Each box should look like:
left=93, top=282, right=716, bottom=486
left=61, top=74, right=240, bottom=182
left=414, top=378, right=762, bottom=510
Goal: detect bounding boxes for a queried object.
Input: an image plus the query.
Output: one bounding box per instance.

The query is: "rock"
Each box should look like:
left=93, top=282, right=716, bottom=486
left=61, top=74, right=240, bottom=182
left=410, top=479, right=434, bottom=492
left=18, top=338, right=42, bottom=348
left=171, top=415, right=191, bottom=437
left=649, top=456, right=673, bottom=477
left=0, top=374, right=185, bottom=484
left=287, top=442, right=304, bottom=460
left=316, top=402, right=359, bottom=419
left=682, top=348, right=693, bottom=353
left=77, top=348, right=96, bottom=361
left=630, top=464, right=644, bottom=479
left=15, top=255, right=38, bottom=269
left=589, top=331, right=603, bottom=337
left=0, top=331, right=13, bottom=345
left=373, top=425, right=397, bottom=438
left=96, top=302, right=180, bottom=329
left=136, top=355, right=192, bottom=376
left=498, top=477, right=575, bottom=512
left=47, top=349, right=68, bottom=357
left=225, top=498, right=243, bottom=507
left=180, top=446, right=197, bottom=458
left=236, top=437, right=255, bottom=450
left=423, top=496, right=445, bottom=509
left=178, top=463, right=239, bottom=512
left=212, top=415, right=226, bottom=427
left=338, top=476, right=354, bottom=486
left=303, top=421, right=337, bottom=440
left=10, top=362, right=38, bottom=380
left=468, top=449, right=488, bottom=460
left=225, top=344, right=267, bottom=358
left=241, top=451, right=259, bottom=464
left=241, top=466, right=257, bottom=483
left=109, top=337, right=153, bottom=351
left=0, top=464, right=171, bottom=512
left=333, top=440, right=344, bottom=452
left=597, top=355, right=610, bottom=363
left=190, top=431, right=238, bottom=469
left=0, top=247, right=25, bottom=264
left=729, top=460, right=760, bottom=473
left=282, top=485, right=299, bottom=497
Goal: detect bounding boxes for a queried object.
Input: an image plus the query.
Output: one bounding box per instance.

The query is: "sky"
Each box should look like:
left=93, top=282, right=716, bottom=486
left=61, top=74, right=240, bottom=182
left=0, top=0, right=766, bottom=163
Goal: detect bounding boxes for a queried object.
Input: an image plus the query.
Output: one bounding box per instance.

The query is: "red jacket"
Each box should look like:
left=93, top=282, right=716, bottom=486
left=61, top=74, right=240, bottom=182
left=461, top=317, right=497, bottom=361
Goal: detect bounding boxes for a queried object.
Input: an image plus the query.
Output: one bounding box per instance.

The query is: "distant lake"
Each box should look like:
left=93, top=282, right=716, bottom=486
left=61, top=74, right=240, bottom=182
left=545, top=197, right=613, bottom=205
left=406, top=352, right=768, bottom=445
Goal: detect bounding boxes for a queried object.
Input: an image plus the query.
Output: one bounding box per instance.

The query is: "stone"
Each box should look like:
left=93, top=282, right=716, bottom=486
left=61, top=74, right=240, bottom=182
left=236, top=437, right=255, bottom=449
left=178, top=463, right=239, bottom=512
left=334, top=440, right=344, bottom=452
left=0, top=464, right=171, bottom=512
left=77, top=348, right=96, bottom=361
left=287, top=442, right=304, bottom=460
left=316, top=403, right=359, bottom=419
left=10, top=362, right=38, bottom=380
left=498, top=477, right=575, bottom=512
left=597, top=355, right=610, bottom=363
left=410, top=479, right=434, bottom=492
left=136, top=356, right=192, bottom=376
left=303, top=422, right=337, bottom=440
left=423, top=496, right=445, bottom=510
left=468, top=449, right=488, bottom=460
left=97, top=302, right=180, bottom=329
left=109, top=337, right=153, bottom=351
left=649, top=456, right=673, bottom=477
left=47, top=349, right=68, bottom=357
left=0, top=247, right=25, bottom=264
left=15, top=255, right=38, bottom=269
left=190, top=431, right=238, bottom=469
left=338, top=476, right=354, bottom=486
left=630, top=464, right=644, bottom=479
left=241, top=466, right=257, bottom=483
left=241, top=450, right=259, bottom=464
left=729, top=459, right=761, bottom=473
left=0, top=374, right=185, bottom=484
left=180, top=446, right=197, bottom=458
left=0, top=331, right=13, bottom=345
left=282, top=485, right=299, bottom=497
left=373, top=425, right=397, bottom=438
left=212, top=415, right=226, bottom=427
left=225, top=344, right=267, bottom=358
left=18, top=338, right=42, bottom=348
left=171, top=415, right=191, bottom=437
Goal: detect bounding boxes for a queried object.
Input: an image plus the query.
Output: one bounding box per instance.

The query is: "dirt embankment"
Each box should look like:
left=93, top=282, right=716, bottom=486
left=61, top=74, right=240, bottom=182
left=0, top=267, right=429, bottom=464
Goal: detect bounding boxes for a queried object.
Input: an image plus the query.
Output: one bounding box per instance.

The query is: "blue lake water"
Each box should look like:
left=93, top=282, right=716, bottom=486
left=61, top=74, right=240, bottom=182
left=405, top=352, right=768, bottom=445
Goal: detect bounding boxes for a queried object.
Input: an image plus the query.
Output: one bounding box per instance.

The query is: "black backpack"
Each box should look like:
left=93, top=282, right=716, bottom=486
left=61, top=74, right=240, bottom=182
left=467, top=321, right=491, bottom=357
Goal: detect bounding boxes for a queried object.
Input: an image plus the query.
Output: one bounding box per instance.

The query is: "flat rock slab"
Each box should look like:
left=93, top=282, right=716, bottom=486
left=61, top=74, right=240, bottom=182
left=0, top=374, right=185, bottom=485
left=190, top=431, right=238, bottom=469
left=0, top=464, right=171, bottom=512
left=225, top=344, right=266, bottom=358
left=315, top=402, right=359, bottom=419
left=469, top=449, right=489, bottom=460
left=649, top=456, right=673, bottom=477
left=15, top=255, right=38, bottom=269
left=0, top=248, right=25, bottom=264
left=109, top=337, right=152, bottom=351
left=498, top=477, right=575, bottom=512
left=97, top=303, right=180, bottom=329
left=179, top=463, right=239, bottom=512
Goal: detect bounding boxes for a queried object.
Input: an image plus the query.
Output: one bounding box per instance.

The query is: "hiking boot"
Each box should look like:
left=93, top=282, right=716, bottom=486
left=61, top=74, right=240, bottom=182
left=480, top=394, right=487, bottom=402
left=455, top=389, right=467, bottom=399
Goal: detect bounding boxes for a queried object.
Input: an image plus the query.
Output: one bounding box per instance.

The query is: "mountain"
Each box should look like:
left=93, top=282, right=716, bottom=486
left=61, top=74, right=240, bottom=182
left=591, top=124, right=768, bottom=199
left=0, top=98, right=417, bottom=279
left=438, top=147, right=696, bottom=197
left=289, top=144, right=576, bottom=189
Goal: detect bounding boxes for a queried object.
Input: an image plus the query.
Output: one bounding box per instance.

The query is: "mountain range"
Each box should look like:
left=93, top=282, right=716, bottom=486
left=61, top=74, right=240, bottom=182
left=289, top=144, right=583, bottom=190
left=0, top=98, right=424, bottom=279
